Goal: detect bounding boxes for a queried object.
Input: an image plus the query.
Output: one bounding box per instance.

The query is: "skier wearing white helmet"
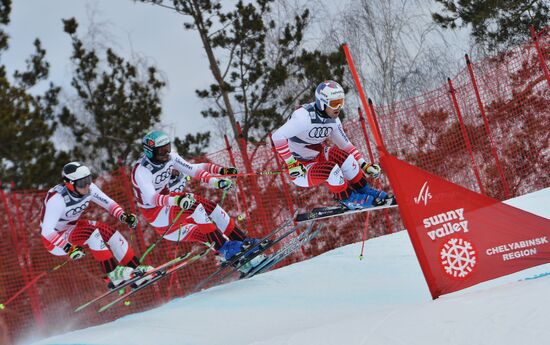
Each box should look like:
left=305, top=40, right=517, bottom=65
left=40, top=162, right=153, bottom=289
left=131, top=130, right=263, bottom=271
left=272, top=80, right=395, bottom=209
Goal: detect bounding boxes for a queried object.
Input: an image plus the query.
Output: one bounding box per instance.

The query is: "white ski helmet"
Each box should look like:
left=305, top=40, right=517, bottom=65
left=315, top=80, right=345, bottom=111
left=62, top=162, right=92, bottom=192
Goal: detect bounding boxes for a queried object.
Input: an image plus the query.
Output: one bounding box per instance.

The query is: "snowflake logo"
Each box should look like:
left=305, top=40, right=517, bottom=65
left=440, top=237, right=477, bottom=279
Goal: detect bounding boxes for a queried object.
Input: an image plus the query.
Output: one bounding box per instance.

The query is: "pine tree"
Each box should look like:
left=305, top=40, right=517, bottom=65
left=0, top=0, right=72, bottom=189
left=173, top=132, right=210, bottom=158
left=60, top=18, right=167, bottom=172
left=432, top=0, right=550, bottom=52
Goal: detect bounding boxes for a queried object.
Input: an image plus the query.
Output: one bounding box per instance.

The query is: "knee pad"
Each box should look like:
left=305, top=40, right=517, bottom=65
left=106, top=230, right=132, bottom=262
left=189, top=203, right=212, bottom=225
left=326, top=164, right=345, bottom=187
left=209, top=205, right=231, bottom=232
left=340, top=155, right=361, bottom=180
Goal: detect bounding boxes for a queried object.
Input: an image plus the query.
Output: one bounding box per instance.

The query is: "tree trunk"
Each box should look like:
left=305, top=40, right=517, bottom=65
left=188, top=0, right=254, bottom=173
left=189, top=1, right=238, bottom=140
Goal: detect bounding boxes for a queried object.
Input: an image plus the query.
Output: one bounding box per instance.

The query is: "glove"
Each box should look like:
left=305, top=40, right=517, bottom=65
left=63, top=243, right=85, bottom=261
left=286, top=158, right=306, bottom=179
left=175, top=193, right=195, bottom=210
left=220, top=167, right=238, bottom=175
left=214, top=178, right=233, bottom=190
left=361, top=162, right=382, bottom=179
left=119, top=212, right=138, bottom=228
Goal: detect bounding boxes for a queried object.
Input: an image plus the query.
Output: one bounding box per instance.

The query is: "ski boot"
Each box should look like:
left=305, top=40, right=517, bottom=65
left=373, top=192, right=397, bottom=206
left=106, top=266, right=134, bottom=289
left=356, top=184, right=386, bottom=198
left=242, top=237, right=271, bottom=252
left=130, top=265, right=155, bottom=288
left=340, top=191, right=375, bottom=210
left=240, top=237, right=269, bottom=273
left=356, top=185, right=397, bottom=206
left=218, top=239, right=267, bottom=274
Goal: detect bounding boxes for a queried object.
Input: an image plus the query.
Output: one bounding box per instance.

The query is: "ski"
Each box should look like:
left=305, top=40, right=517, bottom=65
left=197, top=221, right=316, bottom=288
left=295, top=203, right=398, bottom=223
left=74, top=252, right=193, bottom=312
left=242, top=222, right=322, bottom=278
left=218, top=225, right=299, bottom=282
left=219, top=222, right=306, bottom=281
left=192, top=215, right=297, bottom=292
left=98, top=244, right=215, bottom=313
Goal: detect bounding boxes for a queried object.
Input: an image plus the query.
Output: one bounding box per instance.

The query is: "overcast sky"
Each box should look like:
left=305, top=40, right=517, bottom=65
left=3, top=0, right=471, bottom=153
left=4, top=0, right=212, bottom=142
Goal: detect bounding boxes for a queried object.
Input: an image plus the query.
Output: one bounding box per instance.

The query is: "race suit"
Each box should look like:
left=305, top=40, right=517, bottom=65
left=131, top=152, right=245, bottom=246
left=40, top=183, right=139, bottom=273
left=272, top=102, right=370, bottom=199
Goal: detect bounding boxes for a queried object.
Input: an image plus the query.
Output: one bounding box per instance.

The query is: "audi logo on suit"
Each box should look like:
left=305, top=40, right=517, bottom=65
left=155, top=170, right=172, bottom=184
left=65, top=201, right=90, bottom=217
left=308, top=127, right=333, bottom=139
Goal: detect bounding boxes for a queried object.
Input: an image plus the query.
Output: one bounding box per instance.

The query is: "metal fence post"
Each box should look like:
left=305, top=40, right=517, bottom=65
left=464, top=54, right=511, bottom=198
left=447, top=78, right=486, bottom=195
left=531, top=25, right=550, bottom=88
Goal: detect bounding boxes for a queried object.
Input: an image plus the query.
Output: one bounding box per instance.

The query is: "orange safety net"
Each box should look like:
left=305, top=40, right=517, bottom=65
left=0, top=27, right=548, bottom=344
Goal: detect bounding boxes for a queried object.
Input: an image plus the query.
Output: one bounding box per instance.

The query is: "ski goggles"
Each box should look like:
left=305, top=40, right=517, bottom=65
left=154, top=143, right=171, bottom=158
left=327, top=98, right=345, bottom=110
left=74, top=175, right=92, bottom=188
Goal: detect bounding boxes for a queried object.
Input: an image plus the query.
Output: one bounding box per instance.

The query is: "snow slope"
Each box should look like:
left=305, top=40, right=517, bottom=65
left=26, top=188, right=550, bottom=345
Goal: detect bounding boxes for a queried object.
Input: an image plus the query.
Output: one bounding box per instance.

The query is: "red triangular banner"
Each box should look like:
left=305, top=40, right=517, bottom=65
left=381, top=154, right=550, bottom=299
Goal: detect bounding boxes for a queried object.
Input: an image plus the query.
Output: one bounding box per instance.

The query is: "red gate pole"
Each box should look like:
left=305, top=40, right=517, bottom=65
left=342, top=44, right=385, bottom=150
left=368, top=101, right=394, bottom=234
left=465, top=54, right=511, bottom=199
left=447, top=78, right=486, bottom=195
left=10, top=187, right=45, bottom=332
left=343, top=43, right=390, bottom=256
left=268, top=133, right=296, bottom=223
left=0, top=184, right=44, bottom=333
left=355, top=107, right=375, bottom=251
left=530, top=25, right=550, bottom=88
left=224, top=134, right=251, bottom=226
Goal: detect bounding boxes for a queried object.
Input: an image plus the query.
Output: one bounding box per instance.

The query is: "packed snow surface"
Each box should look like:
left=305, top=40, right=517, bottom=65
left=27, top=188, right=550, bottom=345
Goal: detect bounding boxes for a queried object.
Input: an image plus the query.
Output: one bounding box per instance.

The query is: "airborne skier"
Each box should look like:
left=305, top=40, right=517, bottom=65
left=40, top=162, right=153, bottom=289
left=131, top=130, right=263, bottom=271
left=272, top=80, right=395, bottom=210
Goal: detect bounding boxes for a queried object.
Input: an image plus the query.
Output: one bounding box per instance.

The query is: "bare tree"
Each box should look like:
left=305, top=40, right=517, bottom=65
left=321, top=0, right=464, bottom=106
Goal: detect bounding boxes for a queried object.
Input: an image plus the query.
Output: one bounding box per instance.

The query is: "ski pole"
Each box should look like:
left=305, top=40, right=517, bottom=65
left=0, top=260, right=69, bottom=310
left=139, top=207, right=186, bottom=263
left=220, top=189, right=229, bottom=205
left=210, top=170, right=283, bottom=178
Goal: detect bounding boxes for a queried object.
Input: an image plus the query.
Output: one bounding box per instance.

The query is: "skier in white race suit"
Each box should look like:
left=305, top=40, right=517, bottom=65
left=131, top=130, right=262, bottom=270
left=272, top=80, right=395, bottom=210
left=40, top=162, right=153, bottom=289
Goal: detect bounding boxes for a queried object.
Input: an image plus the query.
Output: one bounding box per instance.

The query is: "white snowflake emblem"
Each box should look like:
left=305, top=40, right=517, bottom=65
left=440, top=237, right=477, bottom=278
